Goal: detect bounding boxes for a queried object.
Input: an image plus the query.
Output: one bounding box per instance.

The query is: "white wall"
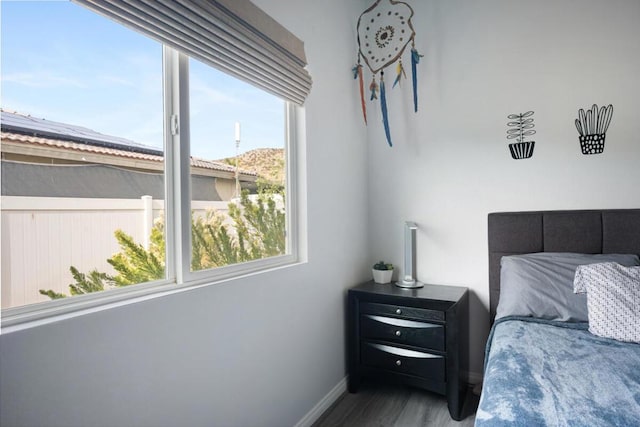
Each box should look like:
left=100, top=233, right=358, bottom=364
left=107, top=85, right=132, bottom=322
left=4, top=2, right=640, bottom=425
left=0, top=1, right=369, bottom=426
left=367, top=0, right=640, bottom=378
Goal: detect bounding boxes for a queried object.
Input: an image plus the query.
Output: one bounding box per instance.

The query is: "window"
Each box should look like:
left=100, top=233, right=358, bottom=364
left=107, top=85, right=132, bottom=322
left=1, top=1, right=166, bottom=312
left=188, top=57, right=288, bottom=275
left=1, top=0, right=308, bottom=327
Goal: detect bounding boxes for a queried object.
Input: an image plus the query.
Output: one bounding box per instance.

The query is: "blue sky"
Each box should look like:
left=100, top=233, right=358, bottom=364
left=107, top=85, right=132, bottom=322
left=0, top=0, right=284, bottom=160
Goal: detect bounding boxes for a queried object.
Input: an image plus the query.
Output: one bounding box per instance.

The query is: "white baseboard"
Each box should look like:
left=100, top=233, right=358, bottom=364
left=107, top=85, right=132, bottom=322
left=294, top=376, right=347, bottom=427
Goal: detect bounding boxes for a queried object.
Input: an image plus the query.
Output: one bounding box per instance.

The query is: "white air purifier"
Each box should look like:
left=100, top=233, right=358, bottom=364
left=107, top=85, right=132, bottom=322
left=395, top=221, right=424, bottom=289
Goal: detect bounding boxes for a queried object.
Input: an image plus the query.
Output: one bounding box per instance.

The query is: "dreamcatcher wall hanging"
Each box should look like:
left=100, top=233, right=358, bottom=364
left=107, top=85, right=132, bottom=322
left=353, top=0, right=421, bottom=147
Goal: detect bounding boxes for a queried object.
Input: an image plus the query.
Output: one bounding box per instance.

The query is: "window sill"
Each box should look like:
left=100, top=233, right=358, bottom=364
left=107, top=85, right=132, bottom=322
left=1, top=255, right=302, bottom=334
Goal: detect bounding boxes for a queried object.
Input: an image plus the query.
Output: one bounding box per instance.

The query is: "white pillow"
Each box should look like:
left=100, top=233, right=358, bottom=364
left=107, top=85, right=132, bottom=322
left=574, top=262, right=640, bottom=344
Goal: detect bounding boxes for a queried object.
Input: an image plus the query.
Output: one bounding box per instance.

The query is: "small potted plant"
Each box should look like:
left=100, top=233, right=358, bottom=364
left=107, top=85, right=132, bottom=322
left=372, top=261, right=394, bottom=284
left=506, top=111, right=536, bottom=159
left=575, top=104, right=613, bottom=155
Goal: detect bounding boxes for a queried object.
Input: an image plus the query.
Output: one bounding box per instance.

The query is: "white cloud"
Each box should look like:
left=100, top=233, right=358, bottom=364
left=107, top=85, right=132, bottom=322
left=1, top=71, right=87, bottom=89
left=189, top=77, right=246, bottom=109
left=97, top=75, right=137, bottom=88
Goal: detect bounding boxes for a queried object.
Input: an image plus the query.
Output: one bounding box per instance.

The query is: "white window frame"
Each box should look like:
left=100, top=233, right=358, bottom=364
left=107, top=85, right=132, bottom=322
left=1, top=47, right=301, bottom=331
left=169, top=48, right=300, bottom=286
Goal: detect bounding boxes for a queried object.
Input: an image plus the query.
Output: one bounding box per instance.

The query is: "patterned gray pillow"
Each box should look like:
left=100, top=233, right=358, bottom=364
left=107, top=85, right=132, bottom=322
left=574, top=262, right=640, bottom=343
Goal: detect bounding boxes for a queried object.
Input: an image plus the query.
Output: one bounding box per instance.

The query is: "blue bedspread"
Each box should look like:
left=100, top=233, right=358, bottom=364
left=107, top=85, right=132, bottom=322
left=475, top=317, right=640, bottom=426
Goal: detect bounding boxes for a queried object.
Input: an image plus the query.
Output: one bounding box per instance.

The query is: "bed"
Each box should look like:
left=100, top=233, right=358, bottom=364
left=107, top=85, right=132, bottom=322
left=475, top=209, right=640, bottom=426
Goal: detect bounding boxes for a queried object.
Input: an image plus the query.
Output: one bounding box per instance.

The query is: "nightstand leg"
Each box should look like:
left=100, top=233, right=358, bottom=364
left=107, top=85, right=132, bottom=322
left=347, top=374, right=360, bottom=393
left=447, top=383, right=465, bottom=421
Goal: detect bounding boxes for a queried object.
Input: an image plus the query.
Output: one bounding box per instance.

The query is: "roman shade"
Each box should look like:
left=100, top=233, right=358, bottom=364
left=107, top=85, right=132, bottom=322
left=72, top=0, right=312, bottom=105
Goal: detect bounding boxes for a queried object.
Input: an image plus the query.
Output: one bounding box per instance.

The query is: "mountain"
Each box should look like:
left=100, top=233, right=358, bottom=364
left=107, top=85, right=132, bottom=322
left=220, top=148, right=284, bottom=184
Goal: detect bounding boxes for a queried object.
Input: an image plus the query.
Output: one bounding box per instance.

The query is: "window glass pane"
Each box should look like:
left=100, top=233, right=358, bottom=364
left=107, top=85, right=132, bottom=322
left=1, top=2, right=165, bottom=309
left=188, top=58, right=287, bottom=273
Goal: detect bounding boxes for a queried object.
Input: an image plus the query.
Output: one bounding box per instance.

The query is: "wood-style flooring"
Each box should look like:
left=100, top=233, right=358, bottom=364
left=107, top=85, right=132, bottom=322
left=313, top=383, right=479, bottom=427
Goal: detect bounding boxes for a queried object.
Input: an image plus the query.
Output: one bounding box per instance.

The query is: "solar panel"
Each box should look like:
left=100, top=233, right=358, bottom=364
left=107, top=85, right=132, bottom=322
left=0, top=110, right=163, bottom=156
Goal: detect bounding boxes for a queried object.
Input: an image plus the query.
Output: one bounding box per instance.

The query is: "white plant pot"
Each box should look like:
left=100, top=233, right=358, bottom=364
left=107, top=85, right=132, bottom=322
left=372, top=269, right=393, bottom=284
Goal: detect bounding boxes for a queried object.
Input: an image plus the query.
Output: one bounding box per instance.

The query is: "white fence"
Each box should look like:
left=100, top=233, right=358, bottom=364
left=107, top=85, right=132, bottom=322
left=1, top=196, right=229, bottom=309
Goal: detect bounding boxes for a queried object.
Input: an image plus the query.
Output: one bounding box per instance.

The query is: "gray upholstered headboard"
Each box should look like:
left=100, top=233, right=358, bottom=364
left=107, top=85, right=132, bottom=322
left=488, top=209, right=640, bottom=321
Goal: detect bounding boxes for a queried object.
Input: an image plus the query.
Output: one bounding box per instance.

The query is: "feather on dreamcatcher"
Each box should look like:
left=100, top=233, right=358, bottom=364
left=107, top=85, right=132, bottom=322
left=353, top=0, right=421, bottom=147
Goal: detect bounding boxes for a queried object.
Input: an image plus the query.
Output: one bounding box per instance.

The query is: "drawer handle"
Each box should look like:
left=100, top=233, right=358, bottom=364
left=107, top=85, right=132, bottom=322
left=395, top=330, right=401, bottom=337
left=369, top=343, right=443, bottom=359
left=396, top=360, right=402, bottom=366
left=366, top=315, right=439, bottom=328
left=396, top=308, right=402, bottom=315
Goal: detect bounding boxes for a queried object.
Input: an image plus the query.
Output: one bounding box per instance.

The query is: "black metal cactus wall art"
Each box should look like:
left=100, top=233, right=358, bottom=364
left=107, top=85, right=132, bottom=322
left=575, top=104, right=613, bottom=155
left=506, top=111, right=536, bottom=159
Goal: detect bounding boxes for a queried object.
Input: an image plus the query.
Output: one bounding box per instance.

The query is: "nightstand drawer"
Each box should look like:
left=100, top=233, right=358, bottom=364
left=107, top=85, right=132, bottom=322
left=361, top=342, right=445, bottom=382
left=360, top=314, right=445, bottom=351
left=361, top=302, right=444, bottom=322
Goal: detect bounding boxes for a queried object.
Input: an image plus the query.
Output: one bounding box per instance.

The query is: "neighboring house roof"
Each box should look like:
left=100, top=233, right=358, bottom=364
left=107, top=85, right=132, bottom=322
left=0, top=131, right=247, bottom=176
left=1, top=108, right=160, bottom=155
left=0, top=109, right=256, bottom=178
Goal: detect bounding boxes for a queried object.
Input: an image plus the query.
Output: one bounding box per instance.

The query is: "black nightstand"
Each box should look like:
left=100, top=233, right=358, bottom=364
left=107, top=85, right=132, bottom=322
left=347, top=281, right=469, bottom=421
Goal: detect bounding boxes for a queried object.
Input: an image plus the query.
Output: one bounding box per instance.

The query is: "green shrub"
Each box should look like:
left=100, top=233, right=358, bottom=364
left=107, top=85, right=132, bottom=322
left=40, top=188, right=285, bottom=299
